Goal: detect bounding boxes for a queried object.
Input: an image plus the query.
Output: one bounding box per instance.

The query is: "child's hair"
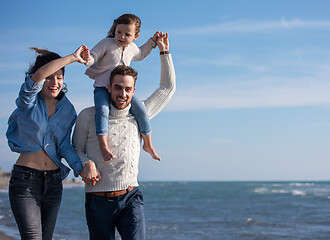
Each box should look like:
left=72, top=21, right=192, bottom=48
left=27, top=47, right=67, bottom=93
left=27, top=47, right=65, bottom=76
left=107, top=14, right=141, bottom=38
left=110, top=65, right=138, bottom=86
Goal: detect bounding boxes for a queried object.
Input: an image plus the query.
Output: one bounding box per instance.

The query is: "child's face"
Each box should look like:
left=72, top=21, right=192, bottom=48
left=115, top=23, right=139, bottom=48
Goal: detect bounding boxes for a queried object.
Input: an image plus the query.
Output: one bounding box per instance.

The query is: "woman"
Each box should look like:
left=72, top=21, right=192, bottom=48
left=6, top=45, right=89, bottom=240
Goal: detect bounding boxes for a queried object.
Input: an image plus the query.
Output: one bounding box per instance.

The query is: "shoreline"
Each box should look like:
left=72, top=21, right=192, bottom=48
left=0, top=176, right=9, bottom=190
left=0, top=176, right=84, bottom=190
left=0, top=231, right=15, bottom=240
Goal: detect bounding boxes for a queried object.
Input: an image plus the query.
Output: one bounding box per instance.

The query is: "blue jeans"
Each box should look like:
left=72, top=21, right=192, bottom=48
left=94, top=87, right=151, bottom=135
left=85, top=187, right=146, bottom=240
left=9, top=165, right=63, bottom=240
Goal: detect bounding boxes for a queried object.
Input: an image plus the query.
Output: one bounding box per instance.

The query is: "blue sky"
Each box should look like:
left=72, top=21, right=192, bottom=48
left=1, top=0, right=330, bottom=181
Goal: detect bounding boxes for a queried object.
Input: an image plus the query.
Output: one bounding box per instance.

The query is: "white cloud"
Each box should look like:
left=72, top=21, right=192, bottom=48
left=173, top=18, right=330, bottom=35
left=165, top=76, right=330, bottom=111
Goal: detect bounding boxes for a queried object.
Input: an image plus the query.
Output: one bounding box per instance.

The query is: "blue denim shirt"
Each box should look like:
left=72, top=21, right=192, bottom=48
left=6, top=75, right=83, bottom=180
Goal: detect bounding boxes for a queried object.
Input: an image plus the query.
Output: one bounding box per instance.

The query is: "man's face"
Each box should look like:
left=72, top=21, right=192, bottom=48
left=108, top=74, right=135, bottom=109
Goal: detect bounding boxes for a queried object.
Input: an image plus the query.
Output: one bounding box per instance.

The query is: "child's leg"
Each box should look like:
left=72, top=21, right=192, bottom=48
left=130, top=96, right=161, bottom=161
left=94, top=87, right=113, bottom=161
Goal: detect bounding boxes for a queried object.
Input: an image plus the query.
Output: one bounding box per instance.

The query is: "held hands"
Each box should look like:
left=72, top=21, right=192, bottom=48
left=80, top=161, right=102, bottom=186
left=72, top=45, right=90, bottom=64
left=155, top=32, right=169, bottom=52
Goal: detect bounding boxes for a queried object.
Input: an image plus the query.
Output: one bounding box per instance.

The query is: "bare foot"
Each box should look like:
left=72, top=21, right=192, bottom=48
left=143, top=144, right=161, bottom=161
left=100, top=145, right=114, bottom=161
left=98, top=135, right=114, bottom=161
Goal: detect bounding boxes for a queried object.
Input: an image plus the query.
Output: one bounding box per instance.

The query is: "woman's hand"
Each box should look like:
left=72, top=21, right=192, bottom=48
left=80, top=160, right=102, bottom=186
left=73, top=45, right=90, bottom=64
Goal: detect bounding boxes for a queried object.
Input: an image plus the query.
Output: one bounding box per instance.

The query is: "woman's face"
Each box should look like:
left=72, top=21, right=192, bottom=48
left=40, top=69, right=63, bottom=100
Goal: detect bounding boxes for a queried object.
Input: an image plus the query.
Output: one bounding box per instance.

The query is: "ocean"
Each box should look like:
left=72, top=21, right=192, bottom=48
left=1, top=181, right=330, bottom=240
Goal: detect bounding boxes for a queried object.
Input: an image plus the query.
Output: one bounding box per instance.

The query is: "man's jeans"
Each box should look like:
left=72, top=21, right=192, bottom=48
left=9, top=165, right=63, bottom=240
left=86, top=187, right=146, bottom=240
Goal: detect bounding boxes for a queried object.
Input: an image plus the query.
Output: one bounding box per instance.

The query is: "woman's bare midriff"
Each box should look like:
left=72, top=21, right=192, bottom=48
left=16, top=150, right=59, bottom=170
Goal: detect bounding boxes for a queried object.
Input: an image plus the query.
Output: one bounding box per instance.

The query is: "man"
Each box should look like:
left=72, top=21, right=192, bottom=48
left=73, top=33, right=175, bottom=240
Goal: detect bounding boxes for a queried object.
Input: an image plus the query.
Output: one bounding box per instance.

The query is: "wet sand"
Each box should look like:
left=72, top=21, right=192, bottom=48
left=0, top=176, right=9, bottom=190
left=0, top=231, right=15, bottom=240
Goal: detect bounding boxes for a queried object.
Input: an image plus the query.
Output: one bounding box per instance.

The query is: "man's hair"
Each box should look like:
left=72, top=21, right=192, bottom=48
left=110, top=65, right=138, bottom=86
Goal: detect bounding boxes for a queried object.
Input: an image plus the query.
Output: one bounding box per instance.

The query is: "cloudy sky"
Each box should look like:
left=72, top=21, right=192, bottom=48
left=1, top=0, right=330, bottom=181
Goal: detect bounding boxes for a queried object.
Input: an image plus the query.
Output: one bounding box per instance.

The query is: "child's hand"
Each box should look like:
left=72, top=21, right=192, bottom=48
left=81, top=45, right=91, bottom=63
left=73, top=45, right=89, bottom=64
left=152, top=31, right=160, bottom=43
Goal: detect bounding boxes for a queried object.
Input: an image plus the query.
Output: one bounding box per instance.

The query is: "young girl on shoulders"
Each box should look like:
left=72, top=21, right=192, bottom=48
left=83, top=13, right=161, bottom=162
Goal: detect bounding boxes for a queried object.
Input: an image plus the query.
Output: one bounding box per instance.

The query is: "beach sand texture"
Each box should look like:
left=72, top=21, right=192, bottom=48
left=0, top=176, right=9, bottom=189
left=0, top=231, right=15, bottom=240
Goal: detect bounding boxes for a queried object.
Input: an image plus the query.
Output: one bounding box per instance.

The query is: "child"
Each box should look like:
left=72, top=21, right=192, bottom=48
left=84, top=14, right=161, bottom=162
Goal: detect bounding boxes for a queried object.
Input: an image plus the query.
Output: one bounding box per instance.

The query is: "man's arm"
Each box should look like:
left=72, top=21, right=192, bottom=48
left=72, top=108, right=101, bottom=184
left=143, top=33, right=176, bottom=119
left=72, top=108, right=91, bottom=165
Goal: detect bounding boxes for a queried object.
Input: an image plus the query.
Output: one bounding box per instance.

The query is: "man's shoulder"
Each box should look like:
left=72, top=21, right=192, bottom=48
left=77, top=106, right=95, bottom=120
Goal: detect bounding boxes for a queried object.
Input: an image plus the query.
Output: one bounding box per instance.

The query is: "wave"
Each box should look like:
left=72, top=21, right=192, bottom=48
left=289, top=182, right=315, bottom=187
left=254, top=187, right=269, bottom=194
left=291, top=190, right=306, bottom=196
left=254, top=187, right=307, bottom=196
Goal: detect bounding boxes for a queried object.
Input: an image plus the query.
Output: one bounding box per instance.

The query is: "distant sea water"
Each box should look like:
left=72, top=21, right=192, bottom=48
left=1, top=181, right=330, bottom=240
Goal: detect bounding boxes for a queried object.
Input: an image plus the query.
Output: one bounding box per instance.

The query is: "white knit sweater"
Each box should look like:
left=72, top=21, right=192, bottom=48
left=85, top=38, right=157, bottom=88
left=73, top=54, right=175, bottom=192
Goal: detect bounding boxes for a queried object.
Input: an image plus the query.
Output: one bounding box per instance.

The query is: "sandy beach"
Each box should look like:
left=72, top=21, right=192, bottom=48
left=0, top=176, right=9, bottom=190
left=0, top=232, right=15, bottom=240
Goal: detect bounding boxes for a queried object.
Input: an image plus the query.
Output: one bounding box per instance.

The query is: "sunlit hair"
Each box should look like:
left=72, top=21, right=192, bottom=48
left=27, top=47, right=67, bottom=94
left=27, top=47, right=65, bottom=76
left=110, top=65, right=138, bottom=86
left=107, top=14, right=141, bottom=38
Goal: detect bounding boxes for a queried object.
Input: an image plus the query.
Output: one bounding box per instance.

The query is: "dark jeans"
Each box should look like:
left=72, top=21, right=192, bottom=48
left=9, top=165, right=63, bottom=240
left=86, top=187, right=146, bottom=240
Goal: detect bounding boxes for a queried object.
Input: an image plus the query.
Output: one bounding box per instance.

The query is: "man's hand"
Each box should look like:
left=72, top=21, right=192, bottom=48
left=156, top=32, right=169, bottom=52
left=80, top=161, right=102, bottom=186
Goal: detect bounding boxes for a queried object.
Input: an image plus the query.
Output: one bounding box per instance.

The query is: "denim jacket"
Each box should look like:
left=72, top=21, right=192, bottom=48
left=6, top=75, right=83, bottom=180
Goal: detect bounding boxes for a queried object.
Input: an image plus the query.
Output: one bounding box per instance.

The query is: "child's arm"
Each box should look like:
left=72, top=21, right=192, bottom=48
left=31, top=45, right=88, bottom=83
left=131, top=32, right=159, bottom=62
left=84, top=38, right=109, bottom=67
